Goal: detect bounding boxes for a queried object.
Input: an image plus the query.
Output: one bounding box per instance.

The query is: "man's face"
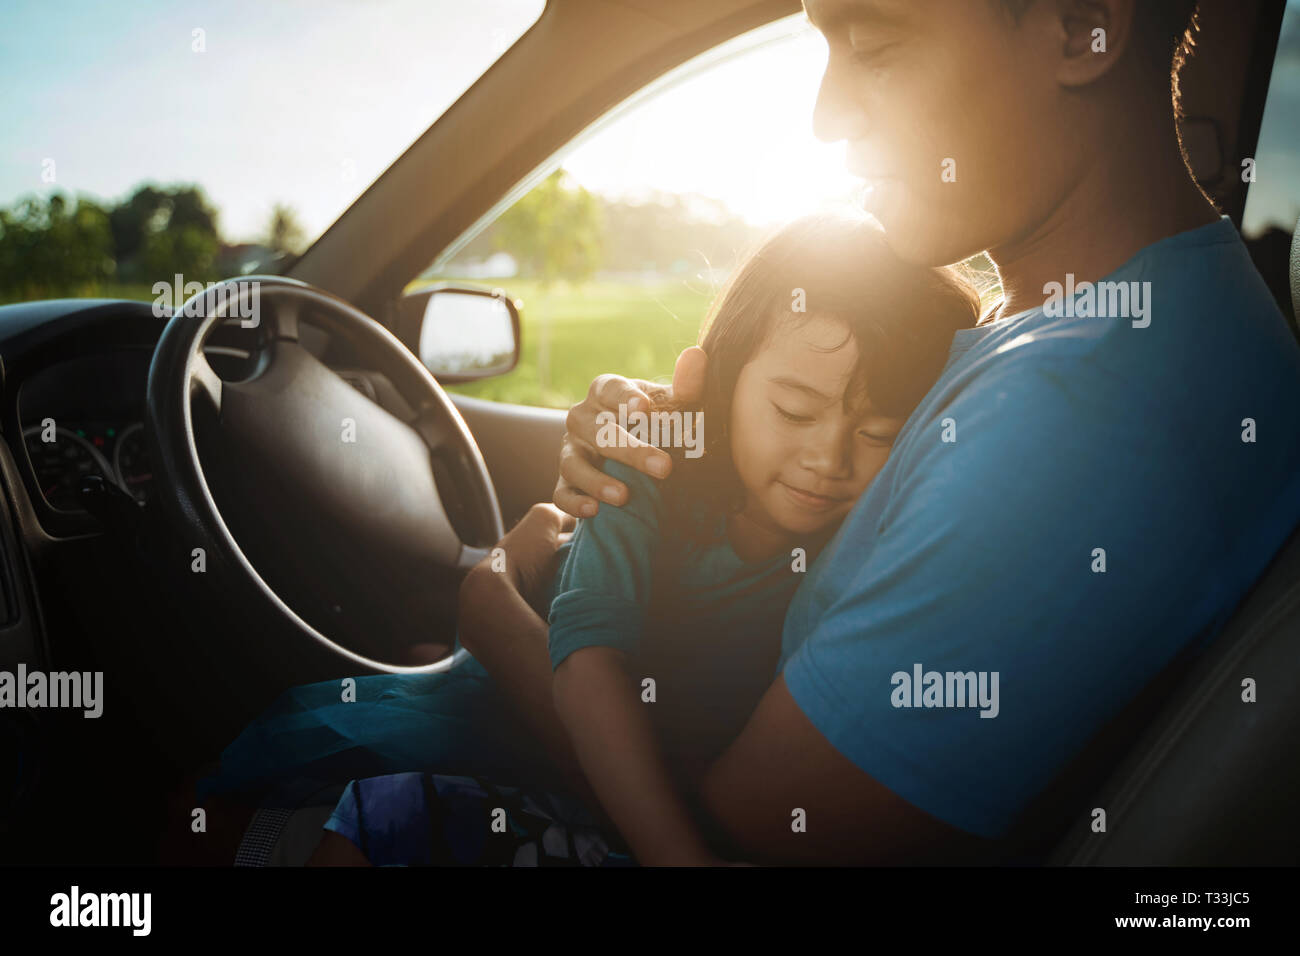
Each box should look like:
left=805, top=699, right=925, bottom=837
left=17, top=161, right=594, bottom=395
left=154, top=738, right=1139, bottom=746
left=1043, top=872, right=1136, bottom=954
left=805, top=0, right=1081, bottom=266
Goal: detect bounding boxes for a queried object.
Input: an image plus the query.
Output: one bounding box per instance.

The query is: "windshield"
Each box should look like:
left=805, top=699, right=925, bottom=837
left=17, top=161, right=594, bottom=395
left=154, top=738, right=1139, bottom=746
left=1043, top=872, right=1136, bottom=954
left=0, top=0, right=545, bottom=300
left=1242, top=0, right=1300, bottom=238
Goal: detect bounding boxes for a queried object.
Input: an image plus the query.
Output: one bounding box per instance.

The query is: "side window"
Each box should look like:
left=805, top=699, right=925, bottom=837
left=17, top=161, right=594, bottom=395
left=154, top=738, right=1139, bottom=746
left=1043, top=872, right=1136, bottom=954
left=411, top=15, right=862, bottom=408
left=1241, top=0, right=1300, bottom=328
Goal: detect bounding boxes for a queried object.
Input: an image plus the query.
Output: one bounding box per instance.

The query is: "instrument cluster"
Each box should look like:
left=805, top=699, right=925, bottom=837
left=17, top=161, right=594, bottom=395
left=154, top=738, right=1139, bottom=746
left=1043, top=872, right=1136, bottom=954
left=22, top=420, right=153, bottom=512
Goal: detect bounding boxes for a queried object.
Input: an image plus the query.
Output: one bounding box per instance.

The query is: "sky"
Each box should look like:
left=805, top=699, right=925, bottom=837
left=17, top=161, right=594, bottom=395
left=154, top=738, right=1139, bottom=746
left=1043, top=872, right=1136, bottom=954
left=0, top=0, right=548, bottom=242
left=0, top=1, right=860, bottom=248
left=1, top=0, right=1295, bottom=245
left=559, top=21, right=861, bottom=227
left=1241, top=0, right=1300, bottom=238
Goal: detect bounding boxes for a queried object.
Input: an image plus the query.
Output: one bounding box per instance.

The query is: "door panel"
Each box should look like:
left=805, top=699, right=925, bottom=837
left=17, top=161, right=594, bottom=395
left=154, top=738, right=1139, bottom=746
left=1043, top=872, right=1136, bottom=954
left=450, top=393, right=565, bottom=527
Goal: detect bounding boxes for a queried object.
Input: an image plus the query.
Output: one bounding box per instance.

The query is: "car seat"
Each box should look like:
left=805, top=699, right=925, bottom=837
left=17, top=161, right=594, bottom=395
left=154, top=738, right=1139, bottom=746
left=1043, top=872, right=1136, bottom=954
left=1046, top=215, right=1300, bottom=864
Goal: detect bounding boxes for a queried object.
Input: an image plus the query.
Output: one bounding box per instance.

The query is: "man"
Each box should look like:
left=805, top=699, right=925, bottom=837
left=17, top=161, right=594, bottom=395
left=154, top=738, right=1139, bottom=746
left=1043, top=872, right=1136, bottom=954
left=467, top=0, right=1300, bottom=864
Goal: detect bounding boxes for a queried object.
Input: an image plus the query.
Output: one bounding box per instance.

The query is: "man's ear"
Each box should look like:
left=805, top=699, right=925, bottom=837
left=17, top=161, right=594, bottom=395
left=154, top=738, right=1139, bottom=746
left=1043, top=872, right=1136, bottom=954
left=1051, top=0, right=1136, bottom=88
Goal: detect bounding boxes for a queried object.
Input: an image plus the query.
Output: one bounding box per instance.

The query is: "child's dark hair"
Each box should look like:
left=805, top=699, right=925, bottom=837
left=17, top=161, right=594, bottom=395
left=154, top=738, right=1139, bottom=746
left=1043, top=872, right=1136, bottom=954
left=648, top=210, right=979, bottom=541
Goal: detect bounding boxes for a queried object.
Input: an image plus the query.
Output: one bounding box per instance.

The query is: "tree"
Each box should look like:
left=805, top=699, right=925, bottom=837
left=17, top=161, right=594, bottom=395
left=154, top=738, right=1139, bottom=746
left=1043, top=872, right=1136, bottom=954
left=0, top=183, right=223, bottom=300
left=493, top=169, right=603, bottom=286
left=0, top=193, right=114, bottom=299
left=266, top=203, right=306, bottom=256
left=108, top=185, right=167, bottom=266
left=109, top=183, right=220, bottom=282
left=140, top=224, right=219, bottom=285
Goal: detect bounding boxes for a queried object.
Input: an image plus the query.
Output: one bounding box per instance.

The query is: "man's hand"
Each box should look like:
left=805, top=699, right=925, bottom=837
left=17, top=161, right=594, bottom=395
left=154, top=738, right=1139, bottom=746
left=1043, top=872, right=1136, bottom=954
left=553, top=346, right=707, bottom=518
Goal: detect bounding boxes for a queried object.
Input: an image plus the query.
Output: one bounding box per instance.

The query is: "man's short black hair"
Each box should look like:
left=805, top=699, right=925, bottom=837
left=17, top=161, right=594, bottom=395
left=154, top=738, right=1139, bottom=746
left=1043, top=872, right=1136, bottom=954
left=996, top=1, right=1200, bottom=112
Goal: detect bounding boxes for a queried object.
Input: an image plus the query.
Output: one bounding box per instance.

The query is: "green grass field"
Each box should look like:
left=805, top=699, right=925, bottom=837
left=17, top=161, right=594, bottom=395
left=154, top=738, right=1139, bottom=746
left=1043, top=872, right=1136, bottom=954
left=414, top=277, right=716, bottom=408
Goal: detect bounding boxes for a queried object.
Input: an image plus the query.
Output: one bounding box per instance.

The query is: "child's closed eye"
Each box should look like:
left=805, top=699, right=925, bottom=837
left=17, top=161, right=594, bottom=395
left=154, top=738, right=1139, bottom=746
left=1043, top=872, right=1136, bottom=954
left=774, top=402, right=895, bottom=442
left=772, top=402, right=814, bottom=424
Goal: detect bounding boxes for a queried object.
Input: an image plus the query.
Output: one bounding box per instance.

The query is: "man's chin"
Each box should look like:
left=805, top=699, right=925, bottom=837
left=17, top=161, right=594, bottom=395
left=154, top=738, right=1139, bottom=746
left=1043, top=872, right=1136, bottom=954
left=872, top=201, right=984, bottom=269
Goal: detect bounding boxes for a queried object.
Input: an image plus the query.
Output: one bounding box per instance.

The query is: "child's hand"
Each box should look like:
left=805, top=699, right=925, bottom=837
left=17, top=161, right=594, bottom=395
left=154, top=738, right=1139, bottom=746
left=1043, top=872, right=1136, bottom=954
left=470, top=503, right=575, bottom=609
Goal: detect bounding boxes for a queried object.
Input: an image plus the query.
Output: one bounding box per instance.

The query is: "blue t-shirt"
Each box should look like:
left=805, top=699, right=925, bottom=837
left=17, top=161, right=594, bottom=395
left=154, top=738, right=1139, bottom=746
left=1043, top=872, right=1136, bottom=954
left=548, top=459, right=804, bottom=765
left=779, top=215, right=1300, bottom=840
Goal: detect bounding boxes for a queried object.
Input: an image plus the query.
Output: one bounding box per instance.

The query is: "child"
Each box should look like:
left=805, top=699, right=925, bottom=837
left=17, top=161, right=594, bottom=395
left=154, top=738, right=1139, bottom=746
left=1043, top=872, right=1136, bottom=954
left=314, top=211, right=982, bottom=865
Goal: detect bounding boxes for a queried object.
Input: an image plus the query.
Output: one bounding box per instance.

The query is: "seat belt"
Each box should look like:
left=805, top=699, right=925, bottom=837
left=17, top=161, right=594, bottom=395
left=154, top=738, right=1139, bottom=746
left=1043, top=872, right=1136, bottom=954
left=1290, top=214, right=1300, bottom=324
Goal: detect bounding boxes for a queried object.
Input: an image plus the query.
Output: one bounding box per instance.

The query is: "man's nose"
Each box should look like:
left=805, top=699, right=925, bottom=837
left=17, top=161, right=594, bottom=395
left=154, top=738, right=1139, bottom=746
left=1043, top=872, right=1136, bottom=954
left=813, top=58, right=869, bottom=144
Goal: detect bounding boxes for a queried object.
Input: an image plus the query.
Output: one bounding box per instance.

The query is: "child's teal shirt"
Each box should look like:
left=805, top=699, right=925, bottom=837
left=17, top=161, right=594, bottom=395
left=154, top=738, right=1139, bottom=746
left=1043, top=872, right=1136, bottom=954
left=547, top=459, right=803, bottom=762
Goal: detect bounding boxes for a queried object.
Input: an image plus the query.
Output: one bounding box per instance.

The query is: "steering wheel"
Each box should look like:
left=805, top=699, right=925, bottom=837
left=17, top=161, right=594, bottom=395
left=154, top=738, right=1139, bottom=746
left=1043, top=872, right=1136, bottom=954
left=145, top=276, right=504, bottom=674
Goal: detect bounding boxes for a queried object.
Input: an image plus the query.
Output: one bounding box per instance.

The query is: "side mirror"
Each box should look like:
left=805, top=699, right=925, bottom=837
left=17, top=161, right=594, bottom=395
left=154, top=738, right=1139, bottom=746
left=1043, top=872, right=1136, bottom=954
left=396, top=284, right=521, bottom=382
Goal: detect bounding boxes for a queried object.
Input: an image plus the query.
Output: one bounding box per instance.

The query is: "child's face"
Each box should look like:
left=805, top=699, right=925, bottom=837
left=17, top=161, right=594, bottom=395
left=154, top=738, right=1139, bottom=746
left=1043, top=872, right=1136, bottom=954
left=728, top=314, right=905, bottom=538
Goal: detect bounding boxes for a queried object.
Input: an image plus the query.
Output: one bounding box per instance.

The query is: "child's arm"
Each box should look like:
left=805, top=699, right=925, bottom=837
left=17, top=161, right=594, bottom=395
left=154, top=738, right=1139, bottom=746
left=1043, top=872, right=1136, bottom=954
left=553, top=644, right=722, bottom=866
left=458, top=559, right=600, bottom=813
left=546, top=459, right=728, bottom=862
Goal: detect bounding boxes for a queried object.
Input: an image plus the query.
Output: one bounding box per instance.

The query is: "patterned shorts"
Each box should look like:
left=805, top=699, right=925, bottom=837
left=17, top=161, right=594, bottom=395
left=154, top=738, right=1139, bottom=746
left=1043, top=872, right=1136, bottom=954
left=324, top=772, right=637, bottom=867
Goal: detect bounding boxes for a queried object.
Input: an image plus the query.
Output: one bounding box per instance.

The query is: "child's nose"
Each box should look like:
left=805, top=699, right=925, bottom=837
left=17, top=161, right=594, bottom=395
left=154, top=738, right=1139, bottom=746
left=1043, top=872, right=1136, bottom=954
left=798, top=427, right=855, bottom=479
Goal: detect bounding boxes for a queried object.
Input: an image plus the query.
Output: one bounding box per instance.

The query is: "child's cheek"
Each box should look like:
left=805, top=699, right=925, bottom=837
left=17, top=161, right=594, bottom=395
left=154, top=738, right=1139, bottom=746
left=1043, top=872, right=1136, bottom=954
left=730, top=406, right=777, bottom=478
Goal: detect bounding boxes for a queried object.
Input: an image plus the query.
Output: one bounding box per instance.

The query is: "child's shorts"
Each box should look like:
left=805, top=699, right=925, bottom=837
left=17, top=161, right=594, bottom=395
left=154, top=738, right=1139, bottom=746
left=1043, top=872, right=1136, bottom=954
left=324, top=772, right=637, bottom=867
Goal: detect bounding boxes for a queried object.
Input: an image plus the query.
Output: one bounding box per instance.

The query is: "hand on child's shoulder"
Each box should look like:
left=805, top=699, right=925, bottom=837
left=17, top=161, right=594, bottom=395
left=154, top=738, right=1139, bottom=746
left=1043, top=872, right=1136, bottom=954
left=600, top=457, right=666, bottom=495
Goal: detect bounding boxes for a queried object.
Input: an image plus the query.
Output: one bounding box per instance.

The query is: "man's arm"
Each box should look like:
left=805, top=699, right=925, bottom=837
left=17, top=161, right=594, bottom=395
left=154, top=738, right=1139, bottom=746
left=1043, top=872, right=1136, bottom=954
left=694, top=675, right=997, bottom=865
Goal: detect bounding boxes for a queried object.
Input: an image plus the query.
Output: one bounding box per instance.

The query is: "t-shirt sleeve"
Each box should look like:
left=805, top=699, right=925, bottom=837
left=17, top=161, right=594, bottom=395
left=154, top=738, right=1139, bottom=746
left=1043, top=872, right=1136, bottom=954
left=780, top=357, right=1223, bottom=840
left=547, top=458, right=665, bottom=670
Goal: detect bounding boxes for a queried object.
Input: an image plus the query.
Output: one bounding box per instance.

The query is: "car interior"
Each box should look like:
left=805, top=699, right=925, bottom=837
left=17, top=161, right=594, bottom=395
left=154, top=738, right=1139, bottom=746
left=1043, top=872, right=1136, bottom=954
left=0, top=0, right=1297, bottom=866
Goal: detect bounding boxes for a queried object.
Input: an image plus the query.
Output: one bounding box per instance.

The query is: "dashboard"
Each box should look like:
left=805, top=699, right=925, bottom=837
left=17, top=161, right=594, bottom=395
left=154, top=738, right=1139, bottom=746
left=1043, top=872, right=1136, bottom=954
left=0, top=297, right=377, bottom=534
